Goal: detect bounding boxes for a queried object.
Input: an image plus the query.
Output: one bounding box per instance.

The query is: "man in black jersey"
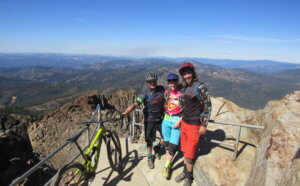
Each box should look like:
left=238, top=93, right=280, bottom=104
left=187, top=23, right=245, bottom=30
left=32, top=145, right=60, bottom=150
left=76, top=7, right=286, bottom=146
left=123, top=72, right=165, bottom=169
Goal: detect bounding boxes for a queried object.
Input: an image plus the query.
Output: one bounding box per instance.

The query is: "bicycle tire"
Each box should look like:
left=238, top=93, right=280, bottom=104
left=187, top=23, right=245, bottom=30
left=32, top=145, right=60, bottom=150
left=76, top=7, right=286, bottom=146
left=51, top=162, right=88, bottom=186
left=106, top=131, right=123, bottom=173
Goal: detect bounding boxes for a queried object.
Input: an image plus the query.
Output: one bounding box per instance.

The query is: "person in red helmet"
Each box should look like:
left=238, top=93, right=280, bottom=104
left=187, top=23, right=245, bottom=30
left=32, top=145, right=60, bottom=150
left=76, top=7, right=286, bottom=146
left=175, top=61, right=212, bottom=186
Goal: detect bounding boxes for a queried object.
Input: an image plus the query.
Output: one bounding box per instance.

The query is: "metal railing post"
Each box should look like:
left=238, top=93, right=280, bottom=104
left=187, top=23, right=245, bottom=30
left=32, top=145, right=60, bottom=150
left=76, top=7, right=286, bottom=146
left=132, top=111, right=135, bottom=141
left=97, top=105, right=101, bottom=130
left=87, top=118, right=91, bottom=144
left=232, top=126, right=242, bottom=160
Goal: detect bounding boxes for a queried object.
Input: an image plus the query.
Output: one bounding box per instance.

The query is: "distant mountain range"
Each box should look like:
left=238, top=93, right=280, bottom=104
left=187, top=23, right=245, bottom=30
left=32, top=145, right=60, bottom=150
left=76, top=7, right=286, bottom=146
left=1, top=53, right=300, bottom=73
left=1, top=53, right=300, bottom=110
left=176, top=57, right=300, bottom=73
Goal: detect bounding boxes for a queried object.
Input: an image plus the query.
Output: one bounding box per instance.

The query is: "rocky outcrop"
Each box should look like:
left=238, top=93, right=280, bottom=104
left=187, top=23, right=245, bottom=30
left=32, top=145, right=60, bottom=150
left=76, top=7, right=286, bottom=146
left=193, top=91, right=300, bottom=186
left=7, top=89, right=298, bottom=186
left=0, top=113, right=51, bottom=186
left=246, top=91, right=300, bottom=186
left=28, top=89, right=136, bottom=168
left=193, top=97, right=257, bottom=186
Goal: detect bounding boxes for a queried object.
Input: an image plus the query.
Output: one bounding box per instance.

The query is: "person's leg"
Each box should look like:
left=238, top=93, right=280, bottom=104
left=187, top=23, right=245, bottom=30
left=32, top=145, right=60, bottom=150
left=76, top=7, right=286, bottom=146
left=161, top=119, right=171, bottom=150
left=167, top=116, right=180, bottom=162
left=161, top=119, right=172, bottom=177
left=154, top=119, right=165, bottom=159
left=145, top=120, right=157, bottom=169
left=168, top=129, right=180, bottom=160
left=175, top=121, right=188, bottom=182
left=182, top=121, right=201, bottom=186
left=183, top=157, right=194, bottom=186
left=157, top=120, right=164, bottom=145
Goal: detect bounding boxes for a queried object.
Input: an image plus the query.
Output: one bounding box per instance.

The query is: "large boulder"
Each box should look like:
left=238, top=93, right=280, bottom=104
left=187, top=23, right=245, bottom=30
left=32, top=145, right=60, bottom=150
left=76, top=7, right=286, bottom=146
left=193, top=97, right=258, bottom=185
left=0, top=113, right=48, bottom=186
left=246, top=91, right=300, bottom=186
left=193, top=91, right=300, bottom=186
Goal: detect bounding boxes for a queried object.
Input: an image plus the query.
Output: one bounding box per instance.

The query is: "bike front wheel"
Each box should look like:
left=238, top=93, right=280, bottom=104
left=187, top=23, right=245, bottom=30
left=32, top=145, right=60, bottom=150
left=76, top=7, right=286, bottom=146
left=51, top=162, right=88, bottom=186
left=106, top=131, right=123, bottom=173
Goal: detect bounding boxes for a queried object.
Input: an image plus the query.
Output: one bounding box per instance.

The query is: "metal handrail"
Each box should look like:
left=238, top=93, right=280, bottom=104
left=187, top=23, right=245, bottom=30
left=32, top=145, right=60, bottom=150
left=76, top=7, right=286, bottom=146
left=9, top=104, right=102, bottom=186
left=208, top=119, right=264, bottom=160
left=130, top=110, right=265, bottom=160
left=209, top=119, right=264, bottom=129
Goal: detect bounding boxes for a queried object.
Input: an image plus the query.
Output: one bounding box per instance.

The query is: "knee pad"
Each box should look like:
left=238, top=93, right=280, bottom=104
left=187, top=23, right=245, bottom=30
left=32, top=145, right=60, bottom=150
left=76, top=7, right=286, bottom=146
left=169, top=143, right=178, bottom=156
left=185, top=157, right=194, bottom=164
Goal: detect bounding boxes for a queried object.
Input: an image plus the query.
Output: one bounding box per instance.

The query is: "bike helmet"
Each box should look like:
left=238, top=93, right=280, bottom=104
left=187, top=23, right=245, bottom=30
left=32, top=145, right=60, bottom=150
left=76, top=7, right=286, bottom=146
left=166, top=73, right=179, bottom=81
left=145, top=72, right=157, bottom=82
left=179, top=62, right=195, bottom=75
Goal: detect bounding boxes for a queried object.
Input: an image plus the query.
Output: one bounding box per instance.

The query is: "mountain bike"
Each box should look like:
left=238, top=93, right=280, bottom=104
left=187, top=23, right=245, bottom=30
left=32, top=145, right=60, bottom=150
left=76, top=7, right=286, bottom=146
left=51, top=119, right=123, bottom=186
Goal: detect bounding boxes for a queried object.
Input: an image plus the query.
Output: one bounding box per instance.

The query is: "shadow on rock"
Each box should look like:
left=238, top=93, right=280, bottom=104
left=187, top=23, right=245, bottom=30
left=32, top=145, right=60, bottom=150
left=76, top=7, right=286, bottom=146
left=172, top=129, right=227, bottom=172
left=196, top=129, right=226, bottom=157
left=224, top=137, right=257, bottom=159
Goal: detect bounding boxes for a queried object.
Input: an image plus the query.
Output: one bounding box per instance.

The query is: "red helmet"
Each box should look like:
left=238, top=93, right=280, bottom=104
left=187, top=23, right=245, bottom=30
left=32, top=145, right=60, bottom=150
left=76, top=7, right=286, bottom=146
left=179, top=62, right=195, bottom=75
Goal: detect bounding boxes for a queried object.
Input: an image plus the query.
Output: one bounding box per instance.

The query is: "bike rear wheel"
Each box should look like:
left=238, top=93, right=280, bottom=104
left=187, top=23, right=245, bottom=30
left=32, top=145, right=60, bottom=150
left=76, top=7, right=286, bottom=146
left=51, top=162, right=88, bottom=186
left=106, top=131, right=122, bottom=173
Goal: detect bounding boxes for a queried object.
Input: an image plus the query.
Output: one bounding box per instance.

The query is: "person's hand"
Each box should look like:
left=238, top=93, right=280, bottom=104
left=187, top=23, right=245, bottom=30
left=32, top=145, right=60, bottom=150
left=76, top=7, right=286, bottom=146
left=198, top=125, right=207, bottom=135
left=173, top=119, right=181, bottom=128
left=115, top=113, right=124, bottom=120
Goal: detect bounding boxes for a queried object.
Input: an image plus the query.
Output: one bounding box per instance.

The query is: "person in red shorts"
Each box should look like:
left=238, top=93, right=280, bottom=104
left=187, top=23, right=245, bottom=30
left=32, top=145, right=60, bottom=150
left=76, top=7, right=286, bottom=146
left=174, top=61, right=212, bottom=186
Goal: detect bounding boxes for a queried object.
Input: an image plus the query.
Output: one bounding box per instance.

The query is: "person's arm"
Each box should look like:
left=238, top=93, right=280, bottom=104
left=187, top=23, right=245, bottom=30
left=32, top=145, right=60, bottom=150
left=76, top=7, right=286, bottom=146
left=123, top=102, right=138, bottom=115
left=197, top=83, right=212, bottom=134
left=173, top=117, right=182, bottom=128
left=123, top=95, right=144, bottom=115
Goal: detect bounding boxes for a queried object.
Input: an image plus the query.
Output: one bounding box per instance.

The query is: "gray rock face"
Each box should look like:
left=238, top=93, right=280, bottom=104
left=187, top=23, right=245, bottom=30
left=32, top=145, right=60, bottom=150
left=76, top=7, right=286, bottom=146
left=191, top=91, right=300, bottom=186
left=246, top=91, right=300, bottom=186
left=0, top=113, right=51, bottom=186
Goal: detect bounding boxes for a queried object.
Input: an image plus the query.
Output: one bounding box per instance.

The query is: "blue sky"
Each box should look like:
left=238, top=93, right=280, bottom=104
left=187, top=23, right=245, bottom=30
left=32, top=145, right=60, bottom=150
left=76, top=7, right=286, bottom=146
left=0, top=0, right=300, bottom=63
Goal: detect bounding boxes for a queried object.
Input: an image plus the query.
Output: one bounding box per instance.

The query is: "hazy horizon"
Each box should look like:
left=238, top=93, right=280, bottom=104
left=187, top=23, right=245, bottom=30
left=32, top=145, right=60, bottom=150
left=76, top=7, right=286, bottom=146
left=1, top=51, right=300, bottom=64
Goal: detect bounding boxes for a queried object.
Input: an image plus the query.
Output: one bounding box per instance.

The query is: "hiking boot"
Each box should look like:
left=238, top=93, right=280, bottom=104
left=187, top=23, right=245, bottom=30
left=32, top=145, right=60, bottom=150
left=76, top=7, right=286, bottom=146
left=162, top=166, right=171, bottom=179
left=175, top=171, right=186, bottom=182
left=147, top=157, right=154, bottom=169
left=183, top=177, right=193, bottom=186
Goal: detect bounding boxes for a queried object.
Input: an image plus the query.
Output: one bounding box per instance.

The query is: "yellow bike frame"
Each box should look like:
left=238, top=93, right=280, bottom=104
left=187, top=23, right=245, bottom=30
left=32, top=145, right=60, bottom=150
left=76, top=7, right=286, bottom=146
left=82, top=127, right=106, bottom=173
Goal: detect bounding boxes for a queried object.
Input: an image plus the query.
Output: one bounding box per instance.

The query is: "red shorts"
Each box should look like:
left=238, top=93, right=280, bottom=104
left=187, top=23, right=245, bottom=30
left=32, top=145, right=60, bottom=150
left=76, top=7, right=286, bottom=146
left=180, top=120, right=201, bottom=159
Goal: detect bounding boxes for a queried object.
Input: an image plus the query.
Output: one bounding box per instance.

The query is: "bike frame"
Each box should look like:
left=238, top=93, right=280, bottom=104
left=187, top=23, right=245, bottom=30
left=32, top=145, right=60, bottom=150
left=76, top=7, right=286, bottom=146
left=76, top=127, right=106, bottom=173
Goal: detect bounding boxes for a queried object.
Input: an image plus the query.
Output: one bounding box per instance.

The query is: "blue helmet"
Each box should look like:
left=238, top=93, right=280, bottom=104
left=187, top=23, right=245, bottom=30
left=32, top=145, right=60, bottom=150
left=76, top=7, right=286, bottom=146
left=166, top=73, right=179, bottom=81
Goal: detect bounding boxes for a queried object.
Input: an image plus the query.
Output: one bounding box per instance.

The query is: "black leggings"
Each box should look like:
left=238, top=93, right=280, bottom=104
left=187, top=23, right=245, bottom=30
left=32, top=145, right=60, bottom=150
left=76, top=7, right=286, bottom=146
left=144, top=120, right=162, bottom=147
